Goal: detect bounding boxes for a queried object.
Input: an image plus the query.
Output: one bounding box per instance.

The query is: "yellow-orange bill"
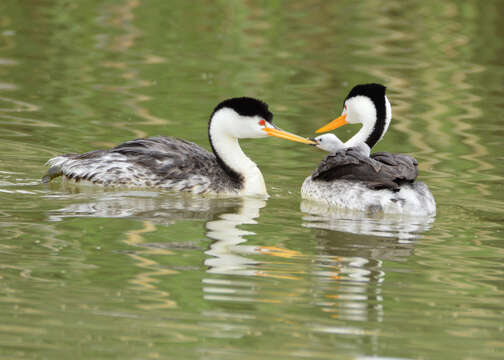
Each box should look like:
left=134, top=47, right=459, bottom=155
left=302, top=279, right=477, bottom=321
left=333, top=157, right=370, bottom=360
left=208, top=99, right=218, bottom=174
left=263, top=128, right=316, bottom=145
left=315, top=114, right=348, bottom=133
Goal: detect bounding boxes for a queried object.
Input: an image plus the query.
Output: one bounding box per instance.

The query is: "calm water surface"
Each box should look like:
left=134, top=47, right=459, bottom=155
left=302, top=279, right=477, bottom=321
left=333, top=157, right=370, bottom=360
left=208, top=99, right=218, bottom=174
left=1, top=1, right=503, bottom=359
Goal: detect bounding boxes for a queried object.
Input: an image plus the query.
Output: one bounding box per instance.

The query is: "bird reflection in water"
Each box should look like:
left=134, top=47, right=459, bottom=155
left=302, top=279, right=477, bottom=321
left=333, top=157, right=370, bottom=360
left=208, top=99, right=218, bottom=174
left=204, top=197, right=266, bottom=276
left=46, top=190, right=245, bottom=223
left=47, top=190, right=271, bottom=278
left=301, top=199, right=435, bottom=241
left=46, top=190, right=273, bottom=340
left=300, top=198, right=434, bottom=329
left=44, top=189, right=437, bottom=340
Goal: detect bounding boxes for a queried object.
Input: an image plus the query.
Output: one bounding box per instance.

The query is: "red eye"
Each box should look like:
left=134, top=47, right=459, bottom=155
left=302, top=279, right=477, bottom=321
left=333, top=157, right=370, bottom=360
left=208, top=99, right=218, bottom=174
left=259, top=119, right=266, bottom=126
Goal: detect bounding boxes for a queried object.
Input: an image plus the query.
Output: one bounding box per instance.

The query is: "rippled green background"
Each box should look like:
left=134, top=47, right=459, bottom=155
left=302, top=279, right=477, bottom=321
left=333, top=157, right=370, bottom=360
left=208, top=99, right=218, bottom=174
left=1, top=1, right=503, bottom=359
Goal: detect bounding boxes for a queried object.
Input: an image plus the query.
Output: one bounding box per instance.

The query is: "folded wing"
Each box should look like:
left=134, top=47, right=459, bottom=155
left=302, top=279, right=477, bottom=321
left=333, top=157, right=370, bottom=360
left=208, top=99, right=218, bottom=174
left=43, top=136, right=231, bottom=192
left=311, top=147, right=418, bottom=191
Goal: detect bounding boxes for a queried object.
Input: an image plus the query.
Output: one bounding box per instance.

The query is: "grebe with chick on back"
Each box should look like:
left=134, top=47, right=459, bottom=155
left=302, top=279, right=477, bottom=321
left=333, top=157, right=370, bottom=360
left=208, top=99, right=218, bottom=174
left=43, top=97, right=315, bottom=196
left=302, top=84, right=436, bottom=216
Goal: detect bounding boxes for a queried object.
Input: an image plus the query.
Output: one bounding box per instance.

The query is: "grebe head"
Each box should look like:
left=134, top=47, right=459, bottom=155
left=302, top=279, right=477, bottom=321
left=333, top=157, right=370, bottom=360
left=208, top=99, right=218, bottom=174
left=208, top=97, right=314, bottom=194
left=315, top=84, right=392, bottom=148
left=210, top=97, right=315, bottom=143
left=310, top=134, right=345, bottom=152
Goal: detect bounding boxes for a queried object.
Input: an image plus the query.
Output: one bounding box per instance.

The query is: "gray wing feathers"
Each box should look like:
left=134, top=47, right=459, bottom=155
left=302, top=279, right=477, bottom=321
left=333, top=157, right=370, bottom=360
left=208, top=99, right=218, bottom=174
left=42, top=136, right=232, bottom=192
left=370, top=152, right=418, bottom=183
left=312, top=147, right=418, bottom=191
left=111, top=137, right=216, bottom=179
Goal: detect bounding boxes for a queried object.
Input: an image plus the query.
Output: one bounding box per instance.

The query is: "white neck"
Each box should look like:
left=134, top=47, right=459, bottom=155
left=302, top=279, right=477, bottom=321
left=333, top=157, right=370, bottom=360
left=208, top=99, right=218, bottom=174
left=209, top=117, right=267, bottom=196
left=344, top=121, right=374, bottom=156
left=342, top=95, right=392, bottom=158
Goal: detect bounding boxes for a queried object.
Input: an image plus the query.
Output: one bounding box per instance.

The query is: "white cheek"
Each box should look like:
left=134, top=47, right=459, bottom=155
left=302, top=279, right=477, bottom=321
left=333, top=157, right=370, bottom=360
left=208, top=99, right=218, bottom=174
left=347, top=96, right=376, bottom=124
left=238, top=123, right=267, bottom=139
left=316, top=143, right=327, bottom=152
left=346, top=108, right=357, bottom=124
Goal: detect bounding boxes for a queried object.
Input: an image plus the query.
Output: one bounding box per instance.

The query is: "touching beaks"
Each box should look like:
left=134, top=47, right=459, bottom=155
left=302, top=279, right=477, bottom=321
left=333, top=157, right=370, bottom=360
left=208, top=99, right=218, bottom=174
left=315, top=114, right=348, bottom=133
left=262, top=126, right=316, bottom=145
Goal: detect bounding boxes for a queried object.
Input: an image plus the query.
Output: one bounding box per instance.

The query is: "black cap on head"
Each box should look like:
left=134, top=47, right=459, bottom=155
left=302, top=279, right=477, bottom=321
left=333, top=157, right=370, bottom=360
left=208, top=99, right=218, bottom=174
left=345, top=83, right=386, bottom=104
left=213, top=97, right=273, bottom=123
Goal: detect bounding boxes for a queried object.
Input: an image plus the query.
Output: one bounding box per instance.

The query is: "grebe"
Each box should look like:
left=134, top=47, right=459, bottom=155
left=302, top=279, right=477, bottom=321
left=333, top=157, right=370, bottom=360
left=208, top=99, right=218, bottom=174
left=301, top=84, right=436, bottom=215
left=43, top=97, right=315, bottom=196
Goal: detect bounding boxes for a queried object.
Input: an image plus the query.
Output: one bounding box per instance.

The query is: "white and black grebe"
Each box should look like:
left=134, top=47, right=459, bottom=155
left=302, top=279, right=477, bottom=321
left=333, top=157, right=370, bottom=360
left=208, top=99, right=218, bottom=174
left=302, top=84, right=436, bottom=215
left=43, top=97, right=315, bottom=196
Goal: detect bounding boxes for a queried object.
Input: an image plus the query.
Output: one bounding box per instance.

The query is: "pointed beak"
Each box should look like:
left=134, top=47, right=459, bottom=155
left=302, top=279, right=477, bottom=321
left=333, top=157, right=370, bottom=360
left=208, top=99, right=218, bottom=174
left=263, top=126, right=316, bottom=145
left=315, top=114, right=348, bottom=133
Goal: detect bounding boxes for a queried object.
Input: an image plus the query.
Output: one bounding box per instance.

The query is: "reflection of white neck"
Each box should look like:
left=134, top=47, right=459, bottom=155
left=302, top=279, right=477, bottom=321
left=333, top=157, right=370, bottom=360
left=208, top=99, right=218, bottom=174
left=209, top=111, right=267, bottom=196
left=205, top=197, right=266, bottom=275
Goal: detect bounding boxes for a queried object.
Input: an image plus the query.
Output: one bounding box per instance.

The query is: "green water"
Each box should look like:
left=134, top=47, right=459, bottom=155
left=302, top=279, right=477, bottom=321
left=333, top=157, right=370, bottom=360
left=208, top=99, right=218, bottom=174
left=1, top=0, right=503, bottom=359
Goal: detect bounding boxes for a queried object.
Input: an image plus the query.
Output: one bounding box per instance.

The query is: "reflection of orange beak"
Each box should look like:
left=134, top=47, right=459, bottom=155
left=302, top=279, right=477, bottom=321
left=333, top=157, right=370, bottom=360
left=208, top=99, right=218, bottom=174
left=315, top=114, right=348, bottom=133
left=263, top=127, right=316, bottom=145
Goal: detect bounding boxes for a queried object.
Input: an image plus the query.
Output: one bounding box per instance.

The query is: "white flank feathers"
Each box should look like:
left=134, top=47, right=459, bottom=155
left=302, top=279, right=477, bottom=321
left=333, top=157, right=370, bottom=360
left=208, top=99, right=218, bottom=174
left=301, top=177, right=436, bottom=216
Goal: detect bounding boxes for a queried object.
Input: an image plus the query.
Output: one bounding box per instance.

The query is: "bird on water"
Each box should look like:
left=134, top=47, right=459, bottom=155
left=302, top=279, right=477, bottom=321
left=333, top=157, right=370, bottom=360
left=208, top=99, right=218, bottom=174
left=302, top=83, right=436, bottom=215
left=43, top=97, right=315, bottom=196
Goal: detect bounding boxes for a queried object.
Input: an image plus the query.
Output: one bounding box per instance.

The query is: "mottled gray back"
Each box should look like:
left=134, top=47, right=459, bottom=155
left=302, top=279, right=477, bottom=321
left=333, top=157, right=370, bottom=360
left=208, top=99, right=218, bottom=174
left=43, top=136, right=241, bottom=193
left=312, top=147, right=418, bottom=191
